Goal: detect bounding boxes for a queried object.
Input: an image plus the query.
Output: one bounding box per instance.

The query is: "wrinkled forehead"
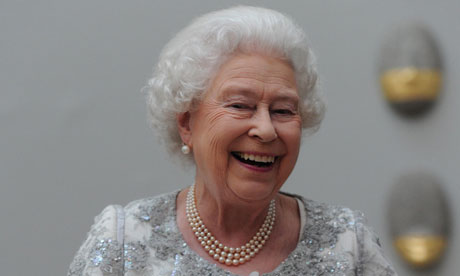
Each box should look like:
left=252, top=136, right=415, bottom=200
left=189, top=51, right=297, bottom=111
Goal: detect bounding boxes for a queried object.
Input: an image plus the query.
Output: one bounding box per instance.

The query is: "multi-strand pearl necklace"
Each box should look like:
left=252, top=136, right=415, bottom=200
left=186, top=185, right=276, bottom=266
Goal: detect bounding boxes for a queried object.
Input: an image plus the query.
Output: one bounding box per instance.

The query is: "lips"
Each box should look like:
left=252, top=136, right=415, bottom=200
left=231, top=151, right=278, bottom=167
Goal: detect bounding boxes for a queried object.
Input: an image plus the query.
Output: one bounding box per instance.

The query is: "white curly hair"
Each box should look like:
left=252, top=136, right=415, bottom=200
left=145, top=5, right=325, bottom=166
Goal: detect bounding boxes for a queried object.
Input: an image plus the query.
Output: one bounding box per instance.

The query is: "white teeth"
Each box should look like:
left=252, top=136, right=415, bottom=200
left=237, top=152, right=275, bottom=163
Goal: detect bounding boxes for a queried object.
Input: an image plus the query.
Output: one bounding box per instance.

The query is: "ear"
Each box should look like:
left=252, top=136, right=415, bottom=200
left=177, top=111, right=193, bottom=146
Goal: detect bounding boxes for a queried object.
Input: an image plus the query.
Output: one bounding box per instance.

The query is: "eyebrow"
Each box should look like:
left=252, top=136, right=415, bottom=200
left=220, top=83, right=299, bottom=102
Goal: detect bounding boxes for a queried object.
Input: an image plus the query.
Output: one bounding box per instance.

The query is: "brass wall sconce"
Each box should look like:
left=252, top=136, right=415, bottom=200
left=387, top=172, right=451, bottom=268
left=379, top=22, right=443, bottom=116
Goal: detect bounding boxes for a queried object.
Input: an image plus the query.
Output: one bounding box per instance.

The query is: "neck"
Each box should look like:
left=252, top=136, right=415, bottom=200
left=192, top=183, right=276, bottom=247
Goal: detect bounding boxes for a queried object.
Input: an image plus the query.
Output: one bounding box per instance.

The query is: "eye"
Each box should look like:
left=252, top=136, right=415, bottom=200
left=272, top=109, right=295, bottom=115
left=229, top=103, right=251, bottom=110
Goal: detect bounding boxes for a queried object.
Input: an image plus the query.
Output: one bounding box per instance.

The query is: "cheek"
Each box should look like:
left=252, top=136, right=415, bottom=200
left=278, top=117, right=302, bottom=137
left=193, top=108, right=239, bottom=168
left=196, top=109, right=247, bottom=184
left=203, top=110, right=232, bottom=149
left=200, top=106, right=249, bottom=143
left=288, top=133, right=301, bottom=159
left=278, top=120, right=302, bottom=155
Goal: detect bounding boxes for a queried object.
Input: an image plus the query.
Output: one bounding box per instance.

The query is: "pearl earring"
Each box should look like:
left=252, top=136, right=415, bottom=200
left=181, top=144, right=190, bottom=154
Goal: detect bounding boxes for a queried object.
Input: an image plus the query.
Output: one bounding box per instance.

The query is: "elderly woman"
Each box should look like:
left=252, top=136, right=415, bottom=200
left=68, top=6, right=396, bottom=276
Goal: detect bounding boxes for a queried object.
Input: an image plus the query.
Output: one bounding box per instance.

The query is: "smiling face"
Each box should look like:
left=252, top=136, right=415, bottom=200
left=178, top=53, right=302, bottom=202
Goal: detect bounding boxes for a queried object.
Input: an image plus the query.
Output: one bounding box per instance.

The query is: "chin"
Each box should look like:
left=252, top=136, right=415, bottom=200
left=228, top=181, right=277, bottom=202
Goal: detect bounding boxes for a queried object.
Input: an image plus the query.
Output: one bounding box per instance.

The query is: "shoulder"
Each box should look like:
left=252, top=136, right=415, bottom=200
left=295, top=193, right=373, bottom=247
left=306, top=197, right=364, bottom=227
left=68, top=191, right=180, bottom=276
left=123, top=190, right=179, bottom=225
left=68, top=205, right=125, bottom=276
left=122, top=190, right=182, bottom=269
left=282, top=191, right=364, bottom=231
left=283, top=192, right=397, bottom=275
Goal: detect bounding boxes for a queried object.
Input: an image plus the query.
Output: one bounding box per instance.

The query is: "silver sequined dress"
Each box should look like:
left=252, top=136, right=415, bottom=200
left=68, top=190, right=397, bottom=276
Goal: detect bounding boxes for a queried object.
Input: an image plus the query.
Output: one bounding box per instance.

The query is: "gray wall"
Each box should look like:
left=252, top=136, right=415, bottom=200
left=1, top=1, right=459, bottom=275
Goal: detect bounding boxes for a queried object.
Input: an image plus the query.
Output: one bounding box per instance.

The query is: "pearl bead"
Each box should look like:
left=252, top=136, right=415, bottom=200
left=181, top=143, right=190, bottom=154
left=232, top=259, right=239, bottom=265
left=213, top=254, right=220, bottom=260
left=225, top=259, right=232, bottom=266
left=219, top=257, right=225, bottom=263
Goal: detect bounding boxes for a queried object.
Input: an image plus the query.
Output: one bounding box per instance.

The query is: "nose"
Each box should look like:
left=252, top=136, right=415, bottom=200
left=248, top=109, right=278, bottom=142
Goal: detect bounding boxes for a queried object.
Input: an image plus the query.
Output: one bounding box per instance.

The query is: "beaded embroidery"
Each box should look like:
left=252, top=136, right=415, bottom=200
left=68, top=191, right=397, bottom=276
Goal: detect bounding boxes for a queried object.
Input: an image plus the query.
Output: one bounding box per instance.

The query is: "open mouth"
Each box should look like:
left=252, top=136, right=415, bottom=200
left=231, top=152, right=278, bottom=168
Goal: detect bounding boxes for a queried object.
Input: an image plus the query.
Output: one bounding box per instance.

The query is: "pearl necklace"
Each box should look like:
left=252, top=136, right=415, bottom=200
left=186, top=185, right=276, bottom=266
